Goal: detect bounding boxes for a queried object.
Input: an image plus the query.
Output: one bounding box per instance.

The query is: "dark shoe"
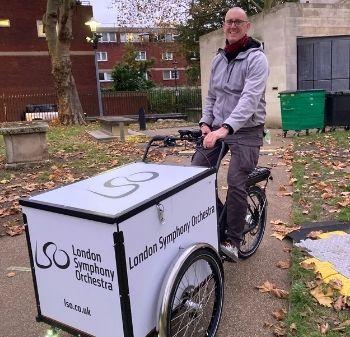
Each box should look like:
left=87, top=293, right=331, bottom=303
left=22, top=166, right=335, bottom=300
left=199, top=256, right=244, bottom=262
left=220, top=241, right=239, bottom=262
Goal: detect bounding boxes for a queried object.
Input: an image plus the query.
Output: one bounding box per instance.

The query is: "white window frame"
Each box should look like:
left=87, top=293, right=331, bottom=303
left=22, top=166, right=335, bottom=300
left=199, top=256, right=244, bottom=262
left=120, top=32, right=140, bottom=43
left=135, top=51, right=147, bottom=61
left=97, top=52, right=108, bottom=61
left=100, top=32, right=117, bottom=43
left=99, top=72, right=112, bottom=82
left=162, top=52, right=173, bottom=61
left=36, top=20, right=45, bottom=37
left=163, top=69, right=179, bottom=80
left=0, top=19, right=10, bottom=28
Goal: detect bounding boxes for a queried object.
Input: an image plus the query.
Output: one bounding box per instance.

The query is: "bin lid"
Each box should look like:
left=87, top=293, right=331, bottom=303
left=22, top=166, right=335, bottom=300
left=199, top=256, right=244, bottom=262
left=20, top=162, right=214, bottom=224
left=279, top=89, right=325, bottom=94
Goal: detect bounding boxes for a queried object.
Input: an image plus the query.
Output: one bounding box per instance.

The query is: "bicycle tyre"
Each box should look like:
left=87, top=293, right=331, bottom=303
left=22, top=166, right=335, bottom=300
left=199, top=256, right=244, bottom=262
left=239, top=185, right=267, bottom=259
left=164, top=248, right=224, bottom=337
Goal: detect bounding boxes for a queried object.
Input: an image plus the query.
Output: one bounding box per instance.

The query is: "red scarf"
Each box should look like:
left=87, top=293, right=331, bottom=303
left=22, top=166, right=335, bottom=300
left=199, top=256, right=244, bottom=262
left=224, top=35, right=249, bottom=55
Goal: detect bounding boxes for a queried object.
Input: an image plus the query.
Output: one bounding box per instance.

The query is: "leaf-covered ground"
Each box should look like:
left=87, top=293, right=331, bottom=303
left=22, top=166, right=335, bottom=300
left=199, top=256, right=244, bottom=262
left=285, top=130, right=350, bottom=337
left=0, top=120, right=193, bottom=237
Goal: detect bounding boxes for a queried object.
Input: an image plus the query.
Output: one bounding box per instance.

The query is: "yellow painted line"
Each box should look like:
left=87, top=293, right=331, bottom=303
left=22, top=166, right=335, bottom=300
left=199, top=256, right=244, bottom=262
left=318, top=231, right=347, bottom=239
left=302, top=258, right=350, bottom=296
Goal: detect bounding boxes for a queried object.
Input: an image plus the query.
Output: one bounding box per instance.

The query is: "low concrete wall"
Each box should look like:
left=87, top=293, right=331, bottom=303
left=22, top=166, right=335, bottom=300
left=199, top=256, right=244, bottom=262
left=199, top=1, right=350, bottom=128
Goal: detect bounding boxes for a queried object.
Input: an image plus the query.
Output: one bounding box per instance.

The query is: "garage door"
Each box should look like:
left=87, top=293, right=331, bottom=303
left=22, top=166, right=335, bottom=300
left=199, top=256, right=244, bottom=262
left=297, top=36, right=350, bottom=91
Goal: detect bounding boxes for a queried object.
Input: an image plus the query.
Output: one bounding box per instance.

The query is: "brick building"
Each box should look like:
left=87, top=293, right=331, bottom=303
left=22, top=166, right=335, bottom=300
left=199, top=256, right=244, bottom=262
left=0, top=0, right=99, bottom=119
left=95, top=26, right=189, bottom=88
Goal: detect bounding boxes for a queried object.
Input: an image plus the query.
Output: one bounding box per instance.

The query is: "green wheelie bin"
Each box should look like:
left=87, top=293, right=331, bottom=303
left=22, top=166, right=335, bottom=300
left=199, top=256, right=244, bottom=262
left=279, top=89, right=326, bottom=137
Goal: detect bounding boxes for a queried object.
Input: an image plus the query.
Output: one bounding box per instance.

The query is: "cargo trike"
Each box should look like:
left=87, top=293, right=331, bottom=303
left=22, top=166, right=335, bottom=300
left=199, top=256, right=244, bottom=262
left=20, top=129, right=271, bottom=337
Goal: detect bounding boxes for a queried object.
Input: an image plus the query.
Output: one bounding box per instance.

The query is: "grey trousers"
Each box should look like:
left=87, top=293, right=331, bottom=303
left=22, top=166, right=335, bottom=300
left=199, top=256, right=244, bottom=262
left=191, top=125, right=263, bottom=247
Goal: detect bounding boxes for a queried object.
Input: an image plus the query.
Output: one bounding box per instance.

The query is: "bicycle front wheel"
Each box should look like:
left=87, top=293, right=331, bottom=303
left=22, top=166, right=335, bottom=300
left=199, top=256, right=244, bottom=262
left=164, top=248, right=224, bottom=337
left=239, top=185, right=267, bottom=259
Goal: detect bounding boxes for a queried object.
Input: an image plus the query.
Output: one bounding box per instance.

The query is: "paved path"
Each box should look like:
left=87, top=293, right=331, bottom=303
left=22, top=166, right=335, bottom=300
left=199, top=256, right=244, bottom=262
left=0, top=129, right=293, bottom=337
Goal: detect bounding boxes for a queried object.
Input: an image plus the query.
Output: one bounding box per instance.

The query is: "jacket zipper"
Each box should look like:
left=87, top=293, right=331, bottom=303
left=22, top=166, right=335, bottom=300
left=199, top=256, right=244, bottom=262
left=227, top=61, right=236, bottom=82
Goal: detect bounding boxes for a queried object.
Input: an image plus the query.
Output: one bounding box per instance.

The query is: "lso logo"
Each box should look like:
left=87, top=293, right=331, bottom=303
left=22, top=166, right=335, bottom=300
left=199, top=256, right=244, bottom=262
left=35, top=242, right=70, bottom=269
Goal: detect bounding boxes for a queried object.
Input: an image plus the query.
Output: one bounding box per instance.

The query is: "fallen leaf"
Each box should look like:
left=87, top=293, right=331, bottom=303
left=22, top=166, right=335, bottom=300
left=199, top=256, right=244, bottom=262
left=278, top=185, right=287, bottom=191
left=276, top=260, right=291, bottom=269
left=271, top=288, right=289, bottom=299
left=6, top=225, right=25, bottom=237
left=271, top=232, right=286, bottom=241
left=307, top=230, right=323, bottom=240
left=337, top=198, right=350, bottom=208
left=263, top=321, right=274, bottom=328
left=270, top=219, right=288, bottom=225
left=321, top=192, right=333, bottom=200
left=319, top=322, right=330, bottom=335
left=300, top=260, right=316, bottom=270
left=289, top=323, right=297, bottom=332
left=310, top=286, right=333, bottom=307
left=256, top=281, right=276, bottom=293
left=289, top=178, right=297, bottom=185
left=332, top=320, right=350, bottom=331
left=333, top=296, right=347, bottom=311
left=272, top=308, right=287, bottom=321
left=6, top=272, right=16, bottom=278
left=273, top=325, right=286, bottom=336
left=282, top=192, right=293, bottom=196
left=328, top=278, right=343, bottom=291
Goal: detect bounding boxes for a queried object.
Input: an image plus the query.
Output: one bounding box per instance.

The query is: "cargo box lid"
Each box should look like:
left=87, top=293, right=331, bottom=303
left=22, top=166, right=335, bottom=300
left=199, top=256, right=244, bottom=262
left=20, top=162, right=214, bottom=224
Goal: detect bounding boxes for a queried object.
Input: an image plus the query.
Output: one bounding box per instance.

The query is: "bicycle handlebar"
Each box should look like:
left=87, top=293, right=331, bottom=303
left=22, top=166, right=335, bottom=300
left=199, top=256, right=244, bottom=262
left=142, top=129, right=227, bottom=172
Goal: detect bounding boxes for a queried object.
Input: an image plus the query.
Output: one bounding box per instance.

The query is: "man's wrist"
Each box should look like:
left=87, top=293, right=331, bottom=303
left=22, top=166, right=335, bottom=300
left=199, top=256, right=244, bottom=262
left=222, top=123, right=233, bottom=134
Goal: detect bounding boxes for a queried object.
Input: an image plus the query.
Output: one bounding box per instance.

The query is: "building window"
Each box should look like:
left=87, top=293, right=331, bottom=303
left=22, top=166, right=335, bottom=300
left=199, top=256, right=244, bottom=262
left=97, top=52, right=108, bottom=61
left=135, top=51, right=146, bottom=61
left=140, top=34, right=150, bottom=42
left=163, top=69, right=179, bottom=80
left=99, top=72, right=112, bottom=82
left=36, top=20, right=45, bottom=37
left=165, top=34, right=174, bottom=42
left=0, top=19, right=10, bottom=27
left=100, top=32, right=116, bottom=43
left=120, top=32, right=141, bottom=43
left=162, top=52, right=173, bottom=61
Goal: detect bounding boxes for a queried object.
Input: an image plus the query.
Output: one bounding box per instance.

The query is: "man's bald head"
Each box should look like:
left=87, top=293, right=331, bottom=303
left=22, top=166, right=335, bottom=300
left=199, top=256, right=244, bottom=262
left=223, top=7, right=250, bottom=44
left=225, top=7, right=248, bottom=22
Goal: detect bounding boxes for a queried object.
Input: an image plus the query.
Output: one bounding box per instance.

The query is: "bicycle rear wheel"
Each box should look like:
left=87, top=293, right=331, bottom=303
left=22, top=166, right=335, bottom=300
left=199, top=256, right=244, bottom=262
left=239, top=185, right=267, bottom=259
left=163, top=248, right=224, bottom=337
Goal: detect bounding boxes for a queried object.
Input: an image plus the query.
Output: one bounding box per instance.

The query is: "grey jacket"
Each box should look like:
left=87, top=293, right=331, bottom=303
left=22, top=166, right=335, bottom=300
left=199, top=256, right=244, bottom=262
left=200, top=41, right=268, bottom=134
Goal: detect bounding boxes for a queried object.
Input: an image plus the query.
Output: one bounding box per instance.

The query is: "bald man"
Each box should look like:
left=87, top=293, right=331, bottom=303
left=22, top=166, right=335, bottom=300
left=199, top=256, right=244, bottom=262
left=192, top=7, right=269, bottom=261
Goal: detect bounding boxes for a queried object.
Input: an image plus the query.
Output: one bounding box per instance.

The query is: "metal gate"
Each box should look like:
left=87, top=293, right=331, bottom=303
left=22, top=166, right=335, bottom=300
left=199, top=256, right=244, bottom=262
left=297, top=36, right=350, bottom=91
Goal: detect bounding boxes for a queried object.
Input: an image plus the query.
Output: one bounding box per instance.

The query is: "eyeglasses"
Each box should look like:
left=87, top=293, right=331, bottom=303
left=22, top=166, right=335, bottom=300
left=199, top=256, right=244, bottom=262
left=224, top=19, right=248, bottom=27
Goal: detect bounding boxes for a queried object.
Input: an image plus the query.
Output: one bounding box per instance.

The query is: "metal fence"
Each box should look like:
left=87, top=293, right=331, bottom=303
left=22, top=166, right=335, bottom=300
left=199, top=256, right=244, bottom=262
left=0, top=91, right=99, bottom=123
left=102, top=91, right=149, bottom=116
left=0, top=88, right=202, bottom=123
left=147, top=88, right=202, bottom=114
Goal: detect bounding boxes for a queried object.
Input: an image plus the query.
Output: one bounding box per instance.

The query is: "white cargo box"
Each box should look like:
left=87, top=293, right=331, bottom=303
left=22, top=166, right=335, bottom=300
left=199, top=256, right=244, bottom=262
left=20, top=162, right=218, bottom=337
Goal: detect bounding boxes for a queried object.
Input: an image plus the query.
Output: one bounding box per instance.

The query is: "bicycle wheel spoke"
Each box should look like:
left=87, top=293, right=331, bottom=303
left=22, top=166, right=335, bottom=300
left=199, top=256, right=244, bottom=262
left=166, top=250, right=223, bottom=337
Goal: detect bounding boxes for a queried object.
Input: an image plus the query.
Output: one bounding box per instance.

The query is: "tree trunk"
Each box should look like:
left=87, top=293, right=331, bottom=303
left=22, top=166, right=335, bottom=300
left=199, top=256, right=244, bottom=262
left=44, top=0, right=86, bottom=125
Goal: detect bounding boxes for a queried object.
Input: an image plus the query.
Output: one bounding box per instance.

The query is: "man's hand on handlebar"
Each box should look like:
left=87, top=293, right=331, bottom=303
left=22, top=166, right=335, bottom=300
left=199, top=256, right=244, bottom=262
left=202, top=127, right=229, bottom=149
left=200, top=124, right=211, bottom=136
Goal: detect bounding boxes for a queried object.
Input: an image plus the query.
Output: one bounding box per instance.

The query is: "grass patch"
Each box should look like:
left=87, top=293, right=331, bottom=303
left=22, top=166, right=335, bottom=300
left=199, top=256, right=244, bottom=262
left=0, top=123, right=151, bottom=232
left=286, top=130, right=350, bottom=336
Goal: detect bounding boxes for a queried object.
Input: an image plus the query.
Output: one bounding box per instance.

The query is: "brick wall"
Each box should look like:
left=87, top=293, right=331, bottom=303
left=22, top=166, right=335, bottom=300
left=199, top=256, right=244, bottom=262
left=0, top=0, right=99, bottom=118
